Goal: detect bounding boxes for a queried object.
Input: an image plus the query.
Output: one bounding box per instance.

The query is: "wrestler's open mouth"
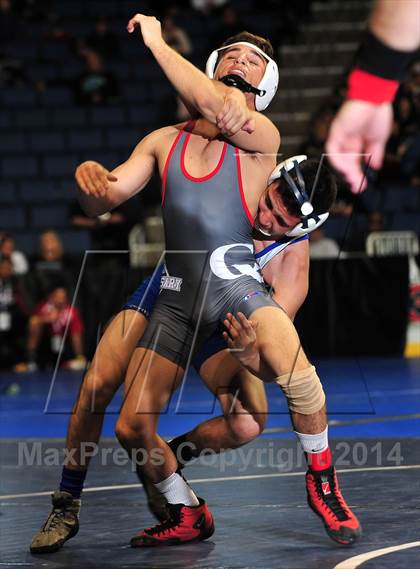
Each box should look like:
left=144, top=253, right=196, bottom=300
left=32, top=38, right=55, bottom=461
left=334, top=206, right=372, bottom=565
left=229, top=68, right=246, bottom=79
left=254, top=221, right=273, bottom=237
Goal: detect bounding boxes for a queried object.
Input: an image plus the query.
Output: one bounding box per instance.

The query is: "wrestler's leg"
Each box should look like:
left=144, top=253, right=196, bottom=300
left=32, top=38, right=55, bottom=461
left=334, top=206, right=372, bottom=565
left=115, top=348, right=214, bottom=546
left=115, top=347, right=185, bottom=482
left=170, top=351, right=267, bottom=464
left=66, top=310, right=148, bottom=469
left=30, top=310, right=148, bottom=554
left=248, top=306, right=360, bottom=544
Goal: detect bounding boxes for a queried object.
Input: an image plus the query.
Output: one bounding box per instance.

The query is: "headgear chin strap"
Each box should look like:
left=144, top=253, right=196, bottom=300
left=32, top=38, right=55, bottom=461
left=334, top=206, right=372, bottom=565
left=205, top=41, right=279, bottom=111
left=268, top=155, right=329, bottom=238
left=220, top=74, right=265, bottom=98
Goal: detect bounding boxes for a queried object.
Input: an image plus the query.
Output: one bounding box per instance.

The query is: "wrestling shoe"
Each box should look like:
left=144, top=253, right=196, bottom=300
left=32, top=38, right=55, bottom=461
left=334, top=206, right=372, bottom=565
left=306, top=466, right=361, bottom=545
left=130, top=499, right=214, bottom=547
left=30, top=491, right=80, bottom=553
left=136, top=469, right=170, bottom=522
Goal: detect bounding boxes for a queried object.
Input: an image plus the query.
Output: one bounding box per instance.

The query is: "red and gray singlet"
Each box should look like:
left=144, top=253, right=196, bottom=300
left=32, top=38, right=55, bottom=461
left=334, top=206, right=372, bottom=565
left=138, top=121, right=278, bottom=368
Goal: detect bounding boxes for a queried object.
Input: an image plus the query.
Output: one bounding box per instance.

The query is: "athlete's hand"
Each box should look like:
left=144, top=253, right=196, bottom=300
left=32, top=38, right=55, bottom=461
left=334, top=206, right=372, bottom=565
left=127, top=13, right=163, bottom=50
left=223, top=312, right=260, bottom=372
left=217, top=90, right=255, bottom=137
left=75, top=161, right=118, bottom=198
left=326, top=100, right=393, bottom=193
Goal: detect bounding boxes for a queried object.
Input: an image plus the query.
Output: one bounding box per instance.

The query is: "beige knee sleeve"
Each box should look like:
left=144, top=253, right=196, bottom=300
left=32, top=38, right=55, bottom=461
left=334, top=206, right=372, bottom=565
left=275, top=365, right=325, bottom=415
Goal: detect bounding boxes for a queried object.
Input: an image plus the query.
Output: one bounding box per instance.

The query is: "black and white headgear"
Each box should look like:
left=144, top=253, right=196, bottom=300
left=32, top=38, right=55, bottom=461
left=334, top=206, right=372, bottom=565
left=269, top=155, right=329, bottom=238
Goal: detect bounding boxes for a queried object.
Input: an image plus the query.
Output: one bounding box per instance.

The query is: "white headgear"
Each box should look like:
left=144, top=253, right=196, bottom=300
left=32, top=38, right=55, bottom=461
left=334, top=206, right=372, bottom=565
left=269, top=155, right=329, bottom=238
left=205, top=41, right=279, bottom=111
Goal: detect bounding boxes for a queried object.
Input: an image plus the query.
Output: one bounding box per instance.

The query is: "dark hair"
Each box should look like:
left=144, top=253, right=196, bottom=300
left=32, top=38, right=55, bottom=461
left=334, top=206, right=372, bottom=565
left=218, top=31, right=274, bottom=59
left=275, top=160, right=337, bottom=217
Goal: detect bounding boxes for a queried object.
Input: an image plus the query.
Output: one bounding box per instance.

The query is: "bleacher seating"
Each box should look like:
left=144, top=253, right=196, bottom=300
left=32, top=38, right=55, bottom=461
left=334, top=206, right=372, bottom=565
left=2, top=157, right=38, bottom=178
left=60, top=230, right=92, bottom=254
left=383, top=187, right=420, bottom=213
left=15, top=109, right=49, bottom=129
left=31, top=205, right=70, bottom=229
left=51, top=108, right=87, bottom=128
left=38, top=88, right=73, bottom=107
left=19, top=181, right=61, bottom=203
left=0, top=206, right=26, bottom=230
left=68, top=130, right=104, bottom=151
left=43, top=155, right=79, bottom=177
left=0, top=133, right=26, bottom=153
left=30, top=132, right=66, bottom=153
left=0, top=182, right=17, bottom=204
left=0, top=0, right=418, bottom=262
left=90, top=106, right=126, bottom=127
left=391, top=213, right=420, bottom=234
left=2, top=88, right=37, bottom=108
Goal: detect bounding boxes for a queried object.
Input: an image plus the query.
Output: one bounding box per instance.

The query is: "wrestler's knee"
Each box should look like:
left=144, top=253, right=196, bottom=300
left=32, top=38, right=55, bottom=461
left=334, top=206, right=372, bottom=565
left=115, top=413, right=154, bottom=448
left=226, top=412, right=265, bottom=445
left=275, top=365, right=325, bottom=415
left=78, top=368, right=119, bottom=412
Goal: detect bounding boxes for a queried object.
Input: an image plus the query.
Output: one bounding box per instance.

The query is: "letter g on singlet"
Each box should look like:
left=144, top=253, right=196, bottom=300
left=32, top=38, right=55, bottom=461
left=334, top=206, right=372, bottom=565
left=210, top=243, right=263, bottom=283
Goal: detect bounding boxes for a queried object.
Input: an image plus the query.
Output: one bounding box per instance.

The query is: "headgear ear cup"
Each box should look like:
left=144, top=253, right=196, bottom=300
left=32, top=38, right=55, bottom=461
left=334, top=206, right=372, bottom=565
left=285, top=212, right=330, bottom=238
left=205, top=41, right=279, bottom=111
left=268, top=156, right=330, bottom=238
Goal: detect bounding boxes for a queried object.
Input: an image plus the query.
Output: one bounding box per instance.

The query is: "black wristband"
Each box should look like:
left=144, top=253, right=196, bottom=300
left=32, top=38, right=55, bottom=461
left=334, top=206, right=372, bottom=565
left=356, top=30, right=418, bottom=82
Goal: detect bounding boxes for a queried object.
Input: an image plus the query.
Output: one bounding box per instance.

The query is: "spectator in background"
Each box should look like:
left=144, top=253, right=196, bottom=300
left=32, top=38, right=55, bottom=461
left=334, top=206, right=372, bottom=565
left=32, top=230, right=72, bottom=299
left=69, top=201, right=132, bottom=266
left=0, top=233, right=28, bottom=275
left=0, top=256, right=28, bottom=370
left=85, top=17, right=121, bottom=60
left=162, top=12, right=192, bottom=57
left=73, top=49, right=119, bottom=106
left=18, top=285, right=85, bottom=372
left=309, top=228, right=340, bottom=259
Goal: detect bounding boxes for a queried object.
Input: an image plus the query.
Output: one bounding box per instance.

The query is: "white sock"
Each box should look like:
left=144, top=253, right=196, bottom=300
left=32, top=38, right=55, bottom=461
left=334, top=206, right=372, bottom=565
left=294, top=426, right=329, bottom=453
left=154, top=472, right=200, bottom=507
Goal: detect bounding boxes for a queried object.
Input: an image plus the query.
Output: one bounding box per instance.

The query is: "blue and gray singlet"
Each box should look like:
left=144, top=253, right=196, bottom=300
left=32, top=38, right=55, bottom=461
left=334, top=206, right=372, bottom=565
left=136, top=121, right=305, bottom=369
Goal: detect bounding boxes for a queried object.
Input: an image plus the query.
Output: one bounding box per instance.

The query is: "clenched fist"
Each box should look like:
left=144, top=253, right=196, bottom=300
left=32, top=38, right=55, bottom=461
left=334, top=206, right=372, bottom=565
left=75, top=161, right=118, bottom=198
left=127, top=13, right=163, bottom=50
left=217, top=90, right=255, bottom=137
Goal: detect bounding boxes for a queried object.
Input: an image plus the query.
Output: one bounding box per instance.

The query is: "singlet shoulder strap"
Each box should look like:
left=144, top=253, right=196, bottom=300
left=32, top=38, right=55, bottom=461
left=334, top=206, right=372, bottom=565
left=161, top=121, right=195, bottom=206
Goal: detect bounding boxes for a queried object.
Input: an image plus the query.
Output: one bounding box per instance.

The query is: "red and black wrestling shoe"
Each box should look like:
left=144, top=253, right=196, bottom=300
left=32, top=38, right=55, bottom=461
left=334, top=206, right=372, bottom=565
left=130, top=499, right=214, bottom=547
left=306, top=466, right=361, bottom=545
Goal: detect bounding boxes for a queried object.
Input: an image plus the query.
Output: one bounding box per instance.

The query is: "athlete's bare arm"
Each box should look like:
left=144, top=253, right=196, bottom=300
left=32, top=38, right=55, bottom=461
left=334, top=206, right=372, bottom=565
left=261, top=240, right=309, bottom=321
left=127, top=13, right=280, bottom=155
left=370, top=0, right=420, bottom=51
left=76, top=127, right=171, bottom=217
left=326, top=0, right=420, bottom=192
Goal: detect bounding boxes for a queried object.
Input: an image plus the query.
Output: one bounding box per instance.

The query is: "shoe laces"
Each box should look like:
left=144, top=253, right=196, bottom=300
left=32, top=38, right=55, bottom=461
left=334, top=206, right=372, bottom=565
left=312, top=470, right=350, bottom=522
left=42, top=507, right=67, bottom=532
left=145, top=507, right=183, bottom=537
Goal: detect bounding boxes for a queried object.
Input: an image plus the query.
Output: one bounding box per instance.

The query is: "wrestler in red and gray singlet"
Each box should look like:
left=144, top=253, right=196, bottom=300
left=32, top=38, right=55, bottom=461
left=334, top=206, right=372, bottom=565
left=138, top=121, right=278, bottom=368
